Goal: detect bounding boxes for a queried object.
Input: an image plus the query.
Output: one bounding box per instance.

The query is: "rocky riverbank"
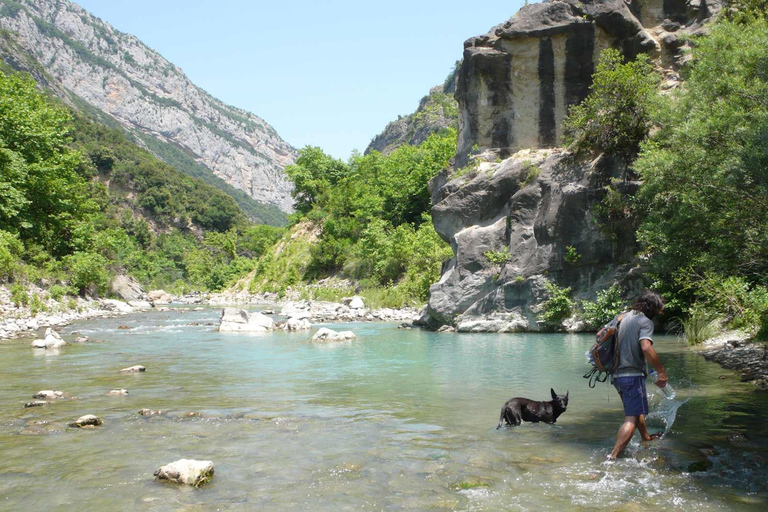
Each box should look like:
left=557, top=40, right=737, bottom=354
left=699, top=331, right=768, bottom=391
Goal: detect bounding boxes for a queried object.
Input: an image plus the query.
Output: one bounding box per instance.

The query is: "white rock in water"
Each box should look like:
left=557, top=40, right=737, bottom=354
left=147, top=290, right=172, bottom=304
left=31, top=328, right=67, bottom=349
left=128, top=300, right=153, bottom=309
left=154, top=459, right=214, bottom=487
left=437, top=325, right=456, bottom=333
left=284, top=317, right=311, bottom=331
left=311, top=328, right=356, bottom=342
left=107, top=389, right=129, bottom=396
left=100, top=299, right=134, bottom=314
left=218, top=308, right=274, bottom=332
left=349, top=296, right=365, bottom=309
left=74, top=336, right=90, bottom=343
left=119, top=365, right=146, bottom=373
left=69, top=415, right=103, bottom=428
left=33, top=390, right=67, bottom=400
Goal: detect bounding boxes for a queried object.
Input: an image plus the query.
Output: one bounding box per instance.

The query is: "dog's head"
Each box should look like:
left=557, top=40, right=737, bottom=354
left=551, top=388, right=569, bottom=411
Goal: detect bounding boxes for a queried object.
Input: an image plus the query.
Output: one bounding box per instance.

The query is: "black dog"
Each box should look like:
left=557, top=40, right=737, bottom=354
left=496, top=388, right=569, bottom=429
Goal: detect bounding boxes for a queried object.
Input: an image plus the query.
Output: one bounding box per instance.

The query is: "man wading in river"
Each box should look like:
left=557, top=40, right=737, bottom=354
left=608, top=291, right=668, bottom=461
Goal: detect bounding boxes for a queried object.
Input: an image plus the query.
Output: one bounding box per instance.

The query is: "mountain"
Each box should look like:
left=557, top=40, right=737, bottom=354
left=0, top=0, right=296, bottom=223
left=365, top=65, right=459, bottom=155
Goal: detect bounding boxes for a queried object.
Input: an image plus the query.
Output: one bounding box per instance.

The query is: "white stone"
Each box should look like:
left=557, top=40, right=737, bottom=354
left=349, top=296, right=365, bottom=309
left=280, top=303, right=311, bottom=319
left=31, top=328, right=67, bottom=349
left=311, top=328, right=356, bottom=342
left=33, top=390, right=66, bottom=400
left=119, top=365, right=146, bottom=373
left=107, top=389, right=129, bottom=396
left=101, top=299, right=134, bottom=314
left=284, top=317, right=311, bottom=331
left=218, top=308, right=274, bottom=332
left=128, top=300, right=152, bottom=309
left=154, top=459, right=214, bottom=487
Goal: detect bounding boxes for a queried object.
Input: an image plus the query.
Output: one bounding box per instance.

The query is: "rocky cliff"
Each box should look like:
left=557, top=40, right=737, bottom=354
left=0, top=0, right=296, bottom=216
left=426, top=0, right=721, bottom=331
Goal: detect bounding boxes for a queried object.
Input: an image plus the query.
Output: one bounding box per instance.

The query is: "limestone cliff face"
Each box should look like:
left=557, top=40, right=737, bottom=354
left=427, top=0, right=721, bottom=331
left=0, top=0, right=296, bottom=213
left=454, top=0, right=721, bottom=166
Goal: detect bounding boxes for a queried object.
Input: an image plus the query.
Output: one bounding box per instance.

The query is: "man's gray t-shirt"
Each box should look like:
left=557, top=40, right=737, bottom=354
left=613, top=310, right=654, bottom=377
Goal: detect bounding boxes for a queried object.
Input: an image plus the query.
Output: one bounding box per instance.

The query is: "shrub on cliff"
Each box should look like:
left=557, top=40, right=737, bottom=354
left=563, top=48, right=660, bottom=171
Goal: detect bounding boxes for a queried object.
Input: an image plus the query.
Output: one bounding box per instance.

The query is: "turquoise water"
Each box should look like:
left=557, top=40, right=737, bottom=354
left=1, top=308, right=767, bottom=510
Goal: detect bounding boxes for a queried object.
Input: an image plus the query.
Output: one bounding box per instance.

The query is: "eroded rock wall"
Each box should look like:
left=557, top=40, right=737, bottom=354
left=455, top=0, right=721, bottom=166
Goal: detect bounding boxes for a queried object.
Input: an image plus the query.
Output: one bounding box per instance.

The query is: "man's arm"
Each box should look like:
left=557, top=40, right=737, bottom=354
left=640, top=338, right=667, bottom=387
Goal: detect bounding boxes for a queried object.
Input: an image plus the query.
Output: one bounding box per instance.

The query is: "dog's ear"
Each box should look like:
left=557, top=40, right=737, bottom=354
left=566, top=390, right=569, bottom=399
left=551, top=388, right=557, bottom=400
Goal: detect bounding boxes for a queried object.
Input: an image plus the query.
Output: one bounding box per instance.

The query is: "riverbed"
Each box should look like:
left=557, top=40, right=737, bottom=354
left=1, top=308, right=767, bottom=511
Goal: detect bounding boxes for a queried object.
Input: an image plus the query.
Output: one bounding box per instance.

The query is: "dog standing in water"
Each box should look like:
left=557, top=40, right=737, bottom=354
left=497, top=389, right=569, bottom=429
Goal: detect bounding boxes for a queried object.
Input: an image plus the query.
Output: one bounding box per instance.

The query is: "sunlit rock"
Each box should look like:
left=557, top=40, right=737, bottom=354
left=154, top=459, right=214, bottom=487
left=218, top=308, right=274, bottom=333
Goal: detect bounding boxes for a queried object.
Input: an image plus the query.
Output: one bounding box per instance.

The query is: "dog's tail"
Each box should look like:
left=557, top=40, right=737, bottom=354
left=496, top=405, right=506, bottom=430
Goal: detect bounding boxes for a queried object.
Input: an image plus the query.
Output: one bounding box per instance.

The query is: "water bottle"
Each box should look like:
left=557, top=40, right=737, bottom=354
left=585, top=351, right=595, bottom=365
left=649, top=369, right=676, bottom=400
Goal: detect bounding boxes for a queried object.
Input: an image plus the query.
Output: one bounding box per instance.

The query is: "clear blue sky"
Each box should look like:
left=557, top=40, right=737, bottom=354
left=76, top=0, right=525, bottom=159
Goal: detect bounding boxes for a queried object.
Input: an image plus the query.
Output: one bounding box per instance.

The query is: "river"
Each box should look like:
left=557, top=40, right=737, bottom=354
left=1, top=307, right=767, bottom=510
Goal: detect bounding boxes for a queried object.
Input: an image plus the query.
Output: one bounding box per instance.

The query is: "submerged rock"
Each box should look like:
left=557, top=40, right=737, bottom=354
left=311, top=328, right=356, bottom=342
left=24, top=400, right=48, bottom=408
left=218, top=308, right=274, bottom=333
left=106, top=389, right=129, bottom=396
left=33, top=390, right=67, bottom=400
left=154, top=459, right=214, bottom=487
left=74, top=336, right=90, bottom=343
left=139, top=409, right=163, bottom=416
left=31, top=328, right=67, bottom=349
left=119, top=365, right=146, bottom=373
left=69, top=415, right=103, bottom=428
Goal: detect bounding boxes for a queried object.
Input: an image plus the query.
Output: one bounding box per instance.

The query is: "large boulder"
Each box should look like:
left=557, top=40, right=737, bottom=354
left=154, top=459, right=214, bottom=487
left=147, top=290, right=172, bottom=305
left=100, top=299, right=134, bottom=314
left=109, top=275, right=145, bottom=302
left=284, top=317, right=312, bottom=331
left=31, top=328, right=67, bottom=349
left=218, top=308, right=274, bottom=332
left=311, top=328, right=356, bottom=342
left=280, top=303, right=311, bottom=319
left=427, top=150, right=643, bottom=331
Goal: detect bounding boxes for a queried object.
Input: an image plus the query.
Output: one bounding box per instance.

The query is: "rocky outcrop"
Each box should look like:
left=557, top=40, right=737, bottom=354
left=427, top=149, right=641, bottom=331
left=109, top=275, right=144, bottom=302
left=218, top=308, right=274, bottom=333
left=455, top=0, right=721, bottom=166
left=154, top=459, right=214, bottom=487
left=0, top=0, right=296, bottom=213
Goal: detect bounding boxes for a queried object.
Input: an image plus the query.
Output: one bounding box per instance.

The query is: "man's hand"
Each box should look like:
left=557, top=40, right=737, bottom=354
left=640, top=338, right=668, bottom=388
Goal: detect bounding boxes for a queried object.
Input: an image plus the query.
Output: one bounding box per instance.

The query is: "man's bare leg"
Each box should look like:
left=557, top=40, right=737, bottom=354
left=608, top=416, right=638, bottom=460
left=637, top=414, right=662, bottom=441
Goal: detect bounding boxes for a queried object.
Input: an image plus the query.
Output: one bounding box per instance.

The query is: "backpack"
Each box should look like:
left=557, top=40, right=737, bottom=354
left=583, top=312, right=626, bottom=388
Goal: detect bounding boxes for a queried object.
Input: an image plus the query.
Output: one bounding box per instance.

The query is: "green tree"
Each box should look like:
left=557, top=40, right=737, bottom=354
left=284, top=146, right=348, bottom=214
left=563, top=49, right=660, bottom=172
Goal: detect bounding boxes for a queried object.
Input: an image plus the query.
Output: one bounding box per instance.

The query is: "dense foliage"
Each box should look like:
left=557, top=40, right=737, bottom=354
left=0, top=69, right=282, bottom=296
left=635, top=18, right=768, bottom=328
left=256, top=129, right=457, bottom=306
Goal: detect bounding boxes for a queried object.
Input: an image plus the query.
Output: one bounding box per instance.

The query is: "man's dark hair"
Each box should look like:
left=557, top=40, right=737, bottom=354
left=632, top=290, right=665, bottom=319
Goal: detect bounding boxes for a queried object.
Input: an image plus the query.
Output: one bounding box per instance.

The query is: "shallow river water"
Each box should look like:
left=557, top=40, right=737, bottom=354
left=1, top=308, right=768, bottom=511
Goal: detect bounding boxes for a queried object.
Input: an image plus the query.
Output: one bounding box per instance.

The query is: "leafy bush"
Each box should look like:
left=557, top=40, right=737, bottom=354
left=685, top=274, right=768, bottom=331
left=0, top=229, right=22, bottom=280
left=10, top=283, right=27, bottom=307
left=64, top=252, right=110, bottom=295
left=563, top=48, right=659, bottom=170
left=564, top=246, right=581, bottom=264
left=539, top=281, right=574, bottom=324
left=580, top=285, right=626, bottom=329
left=485, top=248, right=511, bottom=265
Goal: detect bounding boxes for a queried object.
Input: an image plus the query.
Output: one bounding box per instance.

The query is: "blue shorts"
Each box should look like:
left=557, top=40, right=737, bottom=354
left=613, top=376, right=649, bottom=416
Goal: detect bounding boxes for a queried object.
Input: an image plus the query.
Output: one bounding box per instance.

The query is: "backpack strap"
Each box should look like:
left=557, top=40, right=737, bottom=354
left=613, top=312, right=627, bottom=375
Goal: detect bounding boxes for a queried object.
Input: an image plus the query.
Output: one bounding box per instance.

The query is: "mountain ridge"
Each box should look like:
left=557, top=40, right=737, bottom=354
left=0, top=0, right=296, bottom=218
